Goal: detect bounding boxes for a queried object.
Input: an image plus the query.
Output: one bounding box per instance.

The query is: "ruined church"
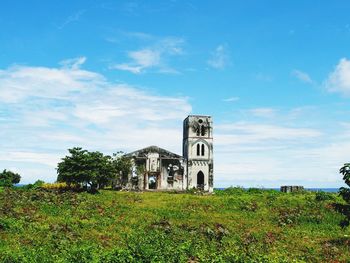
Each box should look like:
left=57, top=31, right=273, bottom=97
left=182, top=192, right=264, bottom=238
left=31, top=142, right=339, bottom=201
left=123, top=115, right=213, bottom=192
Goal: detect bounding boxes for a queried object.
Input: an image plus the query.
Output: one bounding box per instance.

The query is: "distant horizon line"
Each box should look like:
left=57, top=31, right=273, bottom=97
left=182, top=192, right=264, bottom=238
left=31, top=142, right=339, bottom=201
left=14, top=183, right=341, bottom=192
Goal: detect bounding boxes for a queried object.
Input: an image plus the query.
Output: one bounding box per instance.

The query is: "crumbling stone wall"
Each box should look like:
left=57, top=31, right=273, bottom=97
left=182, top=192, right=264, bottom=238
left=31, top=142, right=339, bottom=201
left=280, top=186, right=304, bottom=193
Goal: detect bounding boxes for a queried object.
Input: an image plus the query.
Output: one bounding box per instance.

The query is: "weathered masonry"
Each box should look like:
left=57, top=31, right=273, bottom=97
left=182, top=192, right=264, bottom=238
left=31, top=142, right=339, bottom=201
left=124, top=115, right=213, bottom=192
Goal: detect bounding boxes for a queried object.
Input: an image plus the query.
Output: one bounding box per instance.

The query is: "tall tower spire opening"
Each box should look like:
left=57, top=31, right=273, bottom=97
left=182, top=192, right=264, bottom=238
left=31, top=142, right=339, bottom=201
left=183, top=115, right=213, bottom=192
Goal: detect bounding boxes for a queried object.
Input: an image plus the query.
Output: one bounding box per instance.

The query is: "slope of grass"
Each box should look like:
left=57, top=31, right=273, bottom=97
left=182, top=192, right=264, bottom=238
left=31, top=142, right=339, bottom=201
left=0, top=187, right=348, bottom=262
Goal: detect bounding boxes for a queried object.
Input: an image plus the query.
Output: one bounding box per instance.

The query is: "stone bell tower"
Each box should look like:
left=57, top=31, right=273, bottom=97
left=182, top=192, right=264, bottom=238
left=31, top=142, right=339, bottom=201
left=183, top=115, right=213, bottom=192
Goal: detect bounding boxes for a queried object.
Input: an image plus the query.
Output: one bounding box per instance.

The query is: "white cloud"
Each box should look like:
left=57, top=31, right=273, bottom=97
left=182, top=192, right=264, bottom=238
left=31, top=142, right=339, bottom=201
left=111, top=37, right=184, bottom=74
left=0, top=58, right=191, bottom=183
left=216, top=122, right=322, bottom=146
left=129, top=49, right=160, bottom=67
left=0, top=60, right=104, bottom=103
left=0, top=58, right=348, bottom=188
left=214, top=121, right=348, bottom=188
left=207, top=44, right=230, bottom=69
left=324, top=58, right=350, bottom=96
left=0, top=152, right=60, bottom=167
left=292, top=69, right=313, bottom=84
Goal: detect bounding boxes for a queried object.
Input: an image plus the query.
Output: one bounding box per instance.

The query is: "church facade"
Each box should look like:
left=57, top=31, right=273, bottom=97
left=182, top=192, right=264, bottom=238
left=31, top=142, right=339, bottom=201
left=123, top=115, right=213, bottom=192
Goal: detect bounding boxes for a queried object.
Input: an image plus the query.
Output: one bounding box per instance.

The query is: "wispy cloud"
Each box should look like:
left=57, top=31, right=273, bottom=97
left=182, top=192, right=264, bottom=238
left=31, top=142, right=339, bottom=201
left=59, top=56, right=87, bottom=69
left=292, top=69, right=313, bottom=84
left=324, top=58, right=350, bottom=96
left=223, top=97, right=239, bottom=102
left=58, top=9, right=86, bottom=30
left=254, top=73, right=273, bottom=82
left=125, top=31, right=153, bottom=40
left=249, top=108, right=277, bottom=118
left=113, top=49, right=160, bottom=74
left=207, top=44, right=230, bottom=69
left=111, top=37, right=184, bottom=74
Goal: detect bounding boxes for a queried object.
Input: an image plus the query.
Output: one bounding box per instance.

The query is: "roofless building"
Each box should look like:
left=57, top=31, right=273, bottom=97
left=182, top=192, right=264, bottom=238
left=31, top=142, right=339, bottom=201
left=123, top=115, right=213, bottom=192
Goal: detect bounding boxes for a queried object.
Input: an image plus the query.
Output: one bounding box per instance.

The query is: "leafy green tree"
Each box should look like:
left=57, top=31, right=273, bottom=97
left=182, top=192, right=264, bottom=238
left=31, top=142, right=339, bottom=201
left=0, top=169, right=21, bottom=187
left=57, top=147, right=115, bottom=190
left=336, top=163, right=350, bottom=227
left=111, top=152, right=133, bottom=187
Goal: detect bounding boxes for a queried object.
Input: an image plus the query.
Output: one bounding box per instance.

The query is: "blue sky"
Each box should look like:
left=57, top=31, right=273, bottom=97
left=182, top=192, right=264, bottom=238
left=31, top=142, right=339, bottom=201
left=1, top=0, right=350, bottom=187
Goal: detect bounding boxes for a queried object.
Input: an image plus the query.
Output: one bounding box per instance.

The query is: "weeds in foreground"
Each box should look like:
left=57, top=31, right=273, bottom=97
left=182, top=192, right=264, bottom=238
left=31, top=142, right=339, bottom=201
left=0, top=188, right=347, bottom=262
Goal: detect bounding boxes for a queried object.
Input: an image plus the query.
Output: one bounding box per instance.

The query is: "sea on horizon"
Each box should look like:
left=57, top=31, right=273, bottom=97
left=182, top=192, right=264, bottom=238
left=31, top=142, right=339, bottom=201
left=214, top=187, right=340, bottom=193
left=14, top=184, right=341, bottom=193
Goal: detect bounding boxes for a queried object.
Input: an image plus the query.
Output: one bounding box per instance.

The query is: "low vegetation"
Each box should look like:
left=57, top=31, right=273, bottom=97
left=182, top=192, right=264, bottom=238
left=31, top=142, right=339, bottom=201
left=0, top=187, right=348, bottom=262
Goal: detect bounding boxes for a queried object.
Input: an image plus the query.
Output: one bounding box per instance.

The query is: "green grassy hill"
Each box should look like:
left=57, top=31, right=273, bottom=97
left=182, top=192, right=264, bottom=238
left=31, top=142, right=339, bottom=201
left=0, top=187, right=348, bottom=262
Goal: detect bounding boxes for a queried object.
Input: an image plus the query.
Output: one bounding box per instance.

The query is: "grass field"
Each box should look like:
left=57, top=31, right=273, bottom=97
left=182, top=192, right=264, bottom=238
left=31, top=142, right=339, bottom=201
left=0, top=187, right=349, bottom=262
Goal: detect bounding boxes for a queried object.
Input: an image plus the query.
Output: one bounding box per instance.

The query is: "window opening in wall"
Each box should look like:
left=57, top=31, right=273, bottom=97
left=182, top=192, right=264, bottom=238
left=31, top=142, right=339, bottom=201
left=197, top=144, right=200, bottom=156
left=201, top=144, right=205, bottom=156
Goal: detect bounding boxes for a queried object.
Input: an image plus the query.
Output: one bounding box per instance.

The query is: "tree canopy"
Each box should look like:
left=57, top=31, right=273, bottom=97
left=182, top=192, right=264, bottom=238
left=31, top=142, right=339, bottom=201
left=57, top=147, right=133, bottom=191
left=0, top=169, right=21, bottom=187
left=335, top=163, right=350, bottom=227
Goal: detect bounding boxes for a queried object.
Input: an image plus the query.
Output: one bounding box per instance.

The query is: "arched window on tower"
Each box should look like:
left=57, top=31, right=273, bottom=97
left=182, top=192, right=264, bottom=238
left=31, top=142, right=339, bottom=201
left=201, top=144, right=205, bottom=156
left=201, top=126, right=205, bottom=136
left=197, top=144, right=200, bottom=156
left=197, top=119, right=203, bottom=136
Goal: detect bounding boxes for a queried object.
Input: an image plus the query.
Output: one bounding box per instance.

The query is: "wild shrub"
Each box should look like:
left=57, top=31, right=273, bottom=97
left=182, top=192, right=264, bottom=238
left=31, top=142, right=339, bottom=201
left=315, top=191, right=335, bottom=202
left=151, top=218, right=172, bottom=233
left=239, top=200, right=259, bottom=212
left=101, top=248, right=134, bottom=263
left=126, top=193, right=143, bottom=203
left=247, top=188, right=265, bottom=194
left=266, top=194, right=278, bottom=206
left=290, top=188, right=308, bottom=195
left=22, top=180, right=45, bottom=190
left=201, top=223, right=230, bottom=242
left=263, top=231, right=279, bottom=246
left=240, top=231, right=260, bottom=258
left=322, top=241, right=341, bottom=261
left=277, top=207, right=302, bottom=226
left=41, top=182, right=82, bottom=192
left=215, top=186, right=245, bottom=196
left=65, top=245, right=97, bottom=263
left=0, top=252, right=25, bottom=263
left=0, top=218, right=10, bottom=231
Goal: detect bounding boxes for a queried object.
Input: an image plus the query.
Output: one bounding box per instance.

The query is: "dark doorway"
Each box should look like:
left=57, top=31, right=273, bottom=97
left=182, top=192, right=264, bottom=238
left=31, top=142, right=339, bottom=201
left=197, top=171, right=204, bottom=190
left=148, top=175, right=157, bottom=189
